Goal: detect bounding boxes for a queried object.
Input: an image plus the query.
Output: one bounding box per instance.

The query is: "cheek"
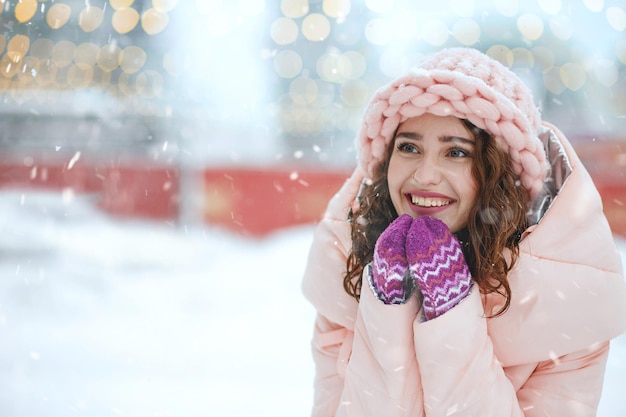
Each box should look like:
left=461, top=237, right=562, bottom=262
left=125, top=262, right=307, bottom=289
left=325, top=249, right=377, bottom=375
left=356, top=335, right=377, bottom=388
left=445, top=164, right=476, bottom=188
left=386, top=157, right=406, bottom=207
left=459, top=166, right=479, bottom=205
left=387, top=156, right=411, bottom=187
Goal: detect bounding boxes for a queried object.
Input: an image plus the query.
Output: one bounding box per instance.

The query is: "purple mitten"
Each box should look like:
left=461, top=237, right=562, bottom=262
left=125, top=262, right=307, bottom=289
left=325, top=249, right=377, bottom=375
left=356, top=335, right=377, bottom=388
left=368, top=214, right=414, bottom=304
left=406, top=216, right=472, bottom=320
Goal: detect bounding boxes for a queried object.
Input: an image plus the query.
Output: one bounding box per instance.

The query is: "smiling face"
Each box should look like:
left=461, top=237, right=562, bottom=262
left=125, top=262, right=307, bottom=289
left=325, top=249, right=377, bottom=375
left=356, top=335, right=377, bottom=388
left=387, top=113, right=479, bottom=233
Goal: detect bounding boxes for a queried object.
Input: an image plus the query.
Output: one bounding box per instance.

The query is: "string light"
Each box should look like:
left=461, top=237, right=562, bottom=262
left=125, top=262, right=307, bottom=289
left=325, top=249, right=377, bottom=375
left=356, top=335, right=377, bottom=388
left=0, top=0, right=620, bottom=137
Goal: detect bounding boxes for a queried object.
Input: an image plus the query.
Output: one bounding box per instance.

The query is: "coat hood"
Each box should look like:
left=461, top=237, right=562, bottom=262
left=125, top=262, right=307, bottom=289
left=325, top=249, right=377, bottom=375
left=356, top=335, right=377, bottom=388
left=484, top=122, right=626, bottom=365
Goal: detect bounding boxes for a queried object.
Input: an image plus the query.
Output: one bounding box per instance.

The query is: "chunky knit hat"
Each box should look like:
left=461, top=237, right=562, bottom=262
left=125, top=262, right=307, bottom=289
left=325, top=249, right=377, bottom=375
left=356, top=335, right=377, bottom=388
left=357, top=47, right=548, bottom=200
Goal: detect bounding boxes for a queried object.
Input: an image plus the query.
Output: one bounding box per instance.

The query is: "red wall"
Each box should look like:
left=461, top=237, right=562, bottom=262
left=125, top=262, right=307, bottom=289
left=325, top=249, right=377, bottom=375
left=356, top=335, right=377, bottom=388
left=0, top=142, right=624, bottom=238
left=202, top=167, right=350, bottom=236
left=576, top=140, right=626, bottom=238
left=0, top=157, right=179, bottom=221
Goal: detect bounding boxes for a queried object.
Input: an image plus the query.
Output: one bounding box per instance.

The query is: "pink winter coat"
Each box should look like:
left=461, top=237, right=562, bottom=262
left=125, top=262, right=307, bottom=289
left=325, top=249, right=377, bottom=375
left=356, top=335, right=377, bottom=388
left=302, top=123, right=626, bottom=417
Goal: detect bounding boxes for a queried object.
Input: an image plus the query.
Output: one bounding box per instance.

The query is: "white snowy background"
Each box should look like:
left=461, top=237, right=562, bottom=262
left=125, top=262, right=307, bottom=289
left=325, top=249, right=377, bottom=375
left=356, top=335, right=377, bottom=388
left=0, top=189, right=624, bottom=417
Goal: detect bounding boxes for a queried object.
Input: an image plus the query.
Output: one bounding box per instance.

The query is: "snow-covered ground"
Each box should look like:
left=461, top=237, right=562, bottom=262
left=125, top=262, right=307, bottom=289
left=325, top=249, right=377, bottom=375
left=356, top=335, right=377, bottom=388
left=0, top=190, right=624, bottom=417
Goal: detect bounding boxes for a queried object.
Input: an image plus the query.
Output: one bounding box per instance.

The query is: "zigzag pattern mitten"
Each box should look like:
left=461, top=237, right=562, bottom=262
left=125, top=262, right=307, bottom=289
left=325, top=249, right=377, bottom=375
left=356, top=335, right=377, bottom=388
left=406, top=216, right=472, bottom=320
left=368, top=214, right=414, bottom=304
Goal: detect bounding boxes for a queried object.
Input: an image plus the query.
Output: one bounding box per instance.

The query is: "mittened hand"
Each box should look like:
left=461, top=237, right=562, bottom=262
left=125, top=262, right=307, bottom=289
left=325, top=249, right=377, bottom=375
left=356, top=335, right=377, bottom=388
left=368, top=214, right=414, bottom=304
left=406, top=216, right=472, bottom=320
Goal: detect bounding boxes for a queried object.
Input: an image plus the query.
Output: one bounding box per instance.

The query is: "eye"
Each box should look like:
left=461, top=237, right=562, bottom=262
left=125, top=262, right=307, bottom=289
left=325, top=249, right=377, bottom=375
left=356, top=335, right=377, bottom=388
left=448, top=147, right=471, bottom=158
left=396, top=141, right=419, bottom=154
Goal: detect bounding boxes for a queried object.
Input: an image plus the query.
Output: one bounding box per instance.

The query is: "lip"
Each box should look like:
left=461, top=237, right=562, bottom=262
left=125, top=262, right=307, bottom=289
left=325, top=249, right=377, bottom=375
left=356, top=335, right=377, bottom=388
left=404, top=191, right=455, bottom=216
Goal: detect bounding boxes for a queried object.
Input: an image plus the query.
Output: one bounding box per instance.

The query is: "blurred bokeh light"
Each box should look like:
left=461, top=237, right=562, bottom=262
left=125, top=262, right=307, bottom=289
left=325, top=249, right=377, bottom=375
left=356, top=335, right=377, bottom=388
left=0, top=0, right=623, bottom=166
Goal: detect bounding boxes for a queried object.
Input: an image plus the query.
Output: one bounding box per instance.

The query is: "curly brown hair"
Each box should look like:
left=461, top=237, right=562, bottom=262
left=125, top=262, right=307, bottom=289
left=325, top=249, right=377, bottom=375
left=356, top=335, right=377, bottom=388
left=344, top=119, right=529, bottom=316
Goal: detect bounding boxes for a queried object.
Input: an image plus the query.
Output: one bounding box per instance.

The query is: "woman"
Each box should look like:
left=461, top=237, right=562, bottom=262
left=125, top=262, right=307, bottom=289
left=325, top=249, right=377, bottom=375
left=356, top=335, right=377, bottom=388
left=301, top=48, right=626, bottom=416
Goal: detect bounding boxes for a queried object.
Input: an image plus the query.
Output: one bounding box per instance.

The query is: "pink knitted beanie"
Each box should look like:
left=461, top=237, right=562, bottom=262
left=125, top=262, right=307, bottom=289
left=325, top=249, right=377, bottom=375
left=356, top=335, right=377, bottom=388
left=357, top=47, right=548, bottom=200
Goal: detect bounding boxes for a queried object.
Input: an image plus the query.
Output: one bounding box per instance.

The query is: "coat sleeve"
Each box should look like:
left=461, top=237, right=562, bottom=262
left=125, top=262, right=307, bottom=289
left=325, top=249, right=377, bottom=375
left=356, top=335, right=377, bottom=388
left=310, top=313, right=348, bottom=417
left=336, top=283, right=424, bottom=417
left=516, top=341, right=610, bottom=416
left=413, top=290, right=610, bottom=417
left=304, top=216, right=354, bottom=417
left=302, top=168, right=363, bottom=417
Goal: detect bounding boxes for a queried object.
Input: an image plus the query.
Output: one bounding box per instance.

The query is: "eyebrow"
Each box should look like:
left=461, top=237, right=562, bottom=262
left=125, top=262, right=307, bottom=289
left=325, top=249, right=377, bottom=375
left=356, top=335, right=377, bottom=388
left=395, top=132, right=475, bottom=146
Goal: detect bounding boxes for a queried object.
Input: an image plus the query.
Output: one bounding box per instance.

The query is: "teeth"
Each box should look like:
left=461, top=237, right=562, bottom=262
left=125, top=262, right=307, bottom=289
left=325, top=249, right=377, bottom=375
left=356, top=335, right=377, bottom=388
left=411, top=196, right=451, bottom=207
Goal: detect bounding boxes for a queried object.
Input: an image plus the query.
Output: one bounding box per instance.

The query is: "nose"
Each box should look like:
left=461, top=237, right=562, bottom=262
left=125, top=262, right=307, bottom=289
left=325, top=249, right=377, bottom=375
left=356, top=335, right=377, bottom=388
left=412, top=155, right=442, bottom=186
